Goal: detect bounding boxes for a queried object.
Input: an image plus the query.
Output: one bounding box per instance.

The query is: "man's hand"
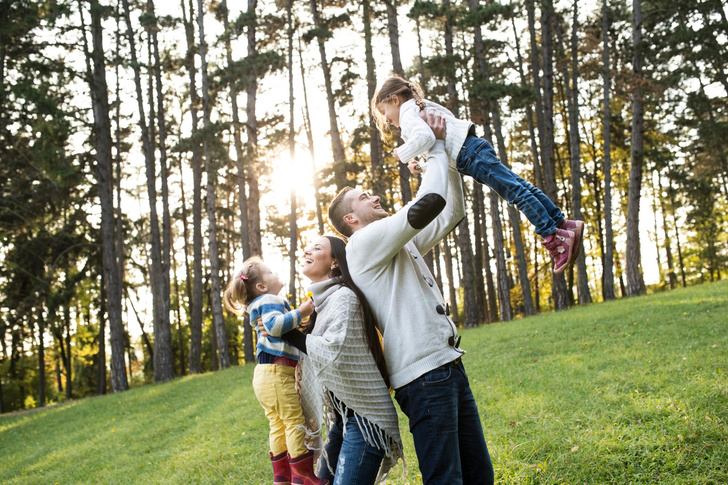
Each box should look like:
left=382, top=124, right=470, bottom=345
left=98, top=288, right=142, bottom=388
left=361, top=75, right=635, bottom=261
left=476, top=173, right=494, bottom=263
left=419, top=109, right=447, bottom=140
left=408, top=159, right=423, bottom=174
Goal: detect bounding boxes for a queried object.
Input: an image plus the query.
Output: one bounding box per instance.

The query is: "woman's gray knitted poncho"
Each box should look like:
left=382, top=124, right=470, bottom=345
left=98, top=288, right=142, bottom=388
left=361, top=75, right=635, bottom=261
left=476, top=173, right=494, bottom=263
left=297, top=277, right=403, bottom=482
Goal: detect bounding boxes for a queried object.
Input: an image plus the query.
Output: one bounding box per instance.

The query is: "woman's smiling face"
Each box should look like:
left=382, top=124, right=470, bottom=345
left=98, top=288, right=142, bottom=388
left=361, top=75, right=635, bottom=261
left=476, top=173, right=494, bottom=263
left=302, top=237, right=335, bottom=283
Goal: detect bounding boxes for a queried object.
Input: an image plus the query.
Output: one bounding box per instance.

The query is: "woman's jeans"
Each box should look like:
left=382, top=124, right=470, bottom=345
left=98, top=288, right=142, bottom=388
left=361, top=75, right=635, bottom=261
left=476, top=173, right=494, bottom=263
left=395, top=359, right=495, bottom=485
left=457, top=135, right=564, bottom=238
left=317, top=413, right=385, bottom=485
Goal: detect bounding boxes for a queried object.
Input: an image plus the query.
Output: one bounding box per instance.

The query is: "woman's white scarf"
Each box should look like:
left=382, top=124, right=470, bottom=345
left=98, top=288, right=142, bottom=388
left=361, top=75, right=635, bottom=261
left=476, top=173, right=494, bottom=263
left=297, top=277, right=403, bottom=483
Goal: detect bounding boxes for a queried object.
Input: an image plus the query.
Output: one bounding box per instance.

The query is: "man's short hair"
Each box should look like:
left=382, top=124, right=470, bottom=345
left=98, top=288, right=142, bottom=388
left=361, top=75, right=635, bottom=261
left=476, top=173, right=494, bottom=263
left=328, top=187, right=355, bottom=237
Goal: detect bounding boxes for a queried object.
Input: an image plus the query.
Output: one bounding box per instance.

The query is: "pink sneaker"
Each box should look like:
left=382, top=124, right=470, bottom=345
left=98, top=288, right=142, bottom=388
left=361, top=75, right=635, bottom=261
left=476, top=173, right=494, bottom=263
left=560, top=219, right=585, bottom=260
left=542, top=228, right=576, bottom=274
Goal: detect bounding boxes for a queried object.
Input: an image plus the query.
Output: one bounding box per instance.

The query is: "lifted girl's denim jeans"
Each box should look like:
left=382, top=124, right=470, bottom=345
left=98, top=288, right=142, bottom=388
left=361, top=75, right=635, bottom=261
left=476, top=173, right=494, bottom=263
left=457, top=135, right=564, bottom=238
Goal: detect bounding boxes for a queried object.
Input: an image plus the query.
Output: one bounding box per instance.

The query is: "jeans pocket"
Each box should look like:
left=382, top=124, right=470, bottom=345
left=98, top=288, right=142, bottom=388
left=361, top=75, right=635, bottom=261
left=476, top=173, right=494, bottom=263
left=422, top=365, right=452, bottom=386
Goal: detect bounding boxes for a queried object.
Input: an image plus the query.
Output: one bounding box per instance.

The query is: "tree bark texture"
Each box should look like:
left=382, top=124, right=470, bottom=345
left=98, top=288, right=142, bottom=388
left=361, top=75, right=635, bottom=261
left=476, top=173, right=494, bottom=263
left=122, top=0, right=173, bottom=382
left=198, top=0, right=230, bottom=368
left=89, top=1, right=127, bottom=392
left=601, top=0, right=617, bottom=300
left=540, top=0, right=569, bottom=310
left=309, top=0, right=347, bottom=190
left=626, top=0, right=646, bottom=296
left=181, top=0, right=204, bottom=373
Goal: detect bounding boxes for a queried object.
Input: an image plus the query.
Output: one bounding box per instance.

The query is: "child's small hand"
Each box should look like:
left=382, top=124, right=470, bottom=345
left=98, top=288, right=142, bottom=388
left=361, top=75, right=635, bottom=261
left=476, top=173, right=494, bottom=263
left=392, top=148, right=400, bottom=161
left=298, top=298, right=315, bottom=318
left=256, top=318, right=269, bottom=337
left=408, top=159, right=423, bottom=174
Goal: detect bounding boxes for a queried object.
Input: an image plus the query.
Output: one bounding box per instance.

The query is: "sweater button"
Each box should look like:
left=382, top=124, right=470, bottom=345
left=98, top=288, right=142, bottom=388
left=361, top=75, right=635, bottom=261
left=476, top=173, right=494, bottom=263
left=436, top=304, right=445, bottom=315
left=424, top=276, right=434, bottom=287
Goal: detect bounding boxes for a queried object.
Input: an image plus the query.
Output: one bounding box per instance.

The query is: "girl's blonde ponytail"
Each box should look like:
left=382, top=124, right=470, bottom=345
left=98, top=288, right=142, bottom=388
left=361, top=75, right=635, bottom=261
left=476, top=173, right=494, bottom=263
left=223, top=256, right=264, bottom=315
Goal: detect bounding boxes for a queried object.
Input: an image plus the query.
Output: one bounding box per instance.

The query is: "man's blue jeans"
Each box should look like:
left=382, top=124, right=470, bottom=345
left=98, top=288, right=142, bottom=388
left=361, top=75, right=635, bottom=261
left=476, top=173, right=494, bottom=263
left=317, top=413, right=385, bottom=485
left=395, top=359, right=494, bottom=485
left=457, top=134, right=564, bottom=238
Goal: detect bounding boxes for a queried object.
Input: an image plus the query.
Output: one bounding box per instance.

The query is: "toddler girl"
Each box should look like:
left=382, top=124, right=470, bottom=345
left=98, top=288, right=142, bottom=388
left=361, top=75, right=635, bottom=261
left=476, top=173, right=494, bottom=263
left=372, top=75, right=584, bottom=273
left=224, top=256, right=327, bottom=485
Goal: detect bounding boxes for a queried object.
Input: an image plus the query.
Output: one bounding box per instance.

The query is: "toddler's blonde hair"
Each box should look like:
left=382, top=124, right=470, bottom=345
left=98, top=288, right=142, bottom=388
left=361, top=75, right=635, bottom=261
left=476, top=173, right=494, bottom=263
left=223, top=256, right=265, bottom=316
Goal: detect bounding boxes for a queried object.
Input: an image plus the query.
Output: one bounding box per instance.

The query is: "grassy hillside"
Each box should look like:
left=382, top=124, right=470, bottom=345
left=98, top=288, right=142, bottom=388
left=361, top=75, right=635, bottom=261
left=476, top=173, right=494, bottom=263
left=2, top=280, right=727, bottom=484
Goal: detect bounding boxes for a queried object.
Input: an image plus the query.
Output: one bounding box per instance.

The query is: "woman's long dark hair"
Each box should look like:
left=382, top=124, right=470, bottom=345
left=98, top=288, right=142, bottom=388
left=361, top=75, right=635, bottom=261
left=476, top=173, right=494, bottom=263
left=303, top=236, right=389, bottom=388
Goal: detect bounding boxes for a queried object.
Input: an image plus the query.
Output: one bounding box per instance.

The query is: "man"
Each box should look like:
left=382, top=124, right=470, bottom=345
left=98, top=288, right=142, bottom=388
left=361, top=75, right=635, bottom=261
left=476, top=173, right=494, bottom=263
left=328, top=112, right=494, bottom=485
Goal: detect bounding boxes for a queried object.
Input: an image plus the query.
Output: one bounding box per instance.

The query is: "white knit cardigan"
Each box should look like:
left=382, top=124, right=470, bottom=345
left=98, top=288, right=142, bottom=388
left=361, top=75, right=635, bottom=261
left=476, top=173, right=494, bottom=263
left=395, top=98, right=474, bottom=168
left=297, top=277, right=403, bottom=482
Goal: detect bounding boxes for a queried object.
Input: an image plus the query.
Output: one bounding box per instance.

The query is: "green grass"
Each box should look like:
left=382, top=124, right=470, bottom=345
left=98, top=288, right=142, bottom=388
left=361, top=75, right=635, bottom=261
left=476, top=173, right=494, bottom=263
left=2, top=280, right=727, bottom=484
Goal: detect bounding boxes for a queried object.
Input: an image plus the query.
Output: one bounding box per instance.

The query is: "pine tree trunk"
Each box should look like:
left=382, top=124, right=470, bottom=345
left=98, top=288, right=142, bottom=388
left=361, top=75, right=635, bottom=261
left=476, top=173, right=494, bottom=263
left=442, top=236, right=459, bottom=325
left=148, top=0, right=172, bottom=350
left=470, top=0, right=534, bottom=316
left=476, top=172, right=499, bottom=322
left=540, top=0, right=569, bottom=310
left=527, top=0, right=546, bottom=187
left=493, top=120, right=534, bottom=316
left=97, top=293, right=107, bottom=394
left=110, top=6, right=122, bottom=390
left=176, top=142, right=194, bottom=372
left=246, top=0, right=262, bottom=257
left=458, top=212, right=479, bottom=328
left=383, top=0, right=403, bottom=76
left=121, top=0, right=173, bottom=382
left=557, top=4, right=592, bottom=304
left=63, top=305, right=72, bottom=399
left=511, top=12, right=543, bottom=189
left=363, top=0, right=385, bottom=201
left=148, top=0, right=175, bottom=382
left=626, top=0, right=646, bottom=296
left=298, top=41, right=325, bottom=235
left=181, top=0, right=204, bottom=373
left=657, top=175, right=677, bottom=289
left=287, top=0, right=298, bottom=305
left=650, top=174, right=663, bottom=283
left=489, top=193, right=512, bottom=321
left=472, top=183, right=488, bottom=323
left=309, top=0, right=347, bottom=189
left=37, top=313, right=45, bottom=406
left=197, top=0, right=230, bottom=368
left=89, top=1, right=127, bottom=392
left=601, top=0, right=616, bottom=300
left=443, top=0, right=458, bottom=110
left=221, top=0, right=252, bottom=262
left=673, top=218, right=686, bottom=288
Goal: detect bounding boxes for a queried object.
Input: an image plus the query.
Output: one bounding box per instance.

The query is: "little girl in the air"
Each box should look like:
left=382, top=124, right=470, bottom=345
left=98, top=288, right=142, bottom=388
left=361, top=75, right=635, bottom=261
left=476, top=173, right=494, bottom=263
left=223, top=257, right=327, bottom=485
left=371, top=75, right=584, bottom=273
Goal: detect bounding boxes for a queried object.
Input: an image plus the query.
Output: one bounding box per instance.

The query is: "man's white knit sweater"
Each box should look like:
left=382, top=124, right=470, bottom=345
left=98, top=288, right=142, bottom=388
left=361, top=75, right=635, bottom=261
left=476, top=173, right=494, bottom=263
left=347, top=140, right=465, bottom=389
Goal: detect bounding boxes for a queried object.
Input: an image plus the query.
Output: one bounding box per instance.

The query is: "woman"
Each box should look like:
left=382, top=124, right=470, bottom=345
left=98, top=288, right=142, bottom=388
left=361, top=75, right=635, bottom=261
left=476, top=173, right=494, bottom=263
left=279, top=235, right=403, bottom=484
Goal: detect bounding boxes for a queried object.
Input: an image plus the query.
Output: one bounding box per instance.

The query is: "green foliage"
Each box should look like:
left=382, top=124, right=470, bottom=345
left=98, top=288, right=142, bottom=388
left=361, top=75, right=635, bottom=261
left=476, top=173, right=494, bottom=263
left=1, top=281, right=727, bottom=483
left=460, top=2, right=514, bottom=28
left=302, top=26, right=332, bottom=43
left=425, top=54, right=463, bottom=81
left=216, top=51, right=285, bottom=93
left=409, top=0, right=444, bottom=21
